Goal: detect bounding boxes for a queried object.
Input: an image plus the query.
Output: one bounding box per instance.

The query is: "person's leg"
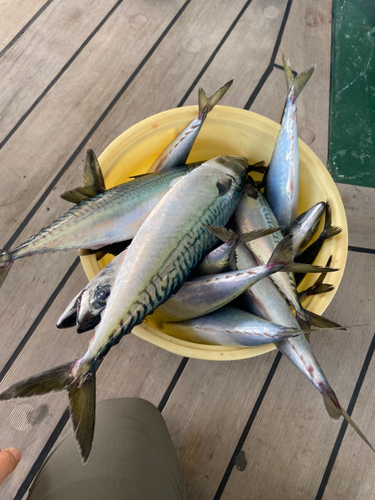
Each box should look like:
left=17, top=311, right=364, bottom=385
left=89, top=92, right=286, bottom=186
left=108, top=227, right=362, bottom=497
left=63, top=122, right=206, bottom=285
left=27, top=398, right=186, bottom=500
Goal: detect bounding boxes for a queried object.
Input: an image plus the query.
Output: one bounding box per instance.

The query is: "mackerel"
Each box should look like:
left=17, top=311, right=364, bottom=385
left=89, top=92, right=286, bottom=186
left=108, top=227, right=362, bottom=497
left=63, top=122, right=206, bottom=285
left=0, top=166, right=197, bottom=288
left=264, top=54, right=315, bottom=227
left=0, top=156, right=247, bottom=462
left=65, top=234, right=337, bottom=330
left=155, top=306, right=309, bottom=347
left=233, top=182, right=336, bottom=329
left=195, top=225, right=281, bottom=275
left=295, top=200, right=342, bottom=285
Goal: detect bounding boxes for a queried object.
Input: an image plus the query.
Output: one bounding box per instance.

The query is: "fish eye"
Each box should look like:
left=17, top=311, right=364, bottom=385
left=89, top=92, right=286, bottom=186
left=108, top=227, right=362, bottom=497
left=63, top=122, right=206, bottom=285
left=94, top=286, right=111, bottom=304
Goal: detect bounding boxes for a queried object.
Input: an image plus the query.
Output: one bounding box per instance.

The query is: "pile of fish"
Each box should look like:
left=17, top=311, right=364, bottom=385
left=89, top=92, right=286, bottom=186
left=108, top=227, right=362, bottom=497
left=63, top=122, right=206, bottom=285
left=0, top=55, right=373, bottom=463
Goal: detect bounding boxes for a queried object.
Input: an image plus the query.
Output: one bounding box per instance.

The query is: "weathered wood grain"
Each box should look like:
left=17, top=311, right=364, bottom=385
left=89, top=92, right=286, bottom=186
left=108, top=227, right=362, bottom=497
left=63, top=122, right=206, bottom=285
left=337, top=183, right=375, bottom=250
left=275, top=0, right=333, bottom=164
left=250, top=66, right=285, bottom=123
left=0, top=0, right=48, bottom=51
left=321, top=352, right=375, bottom=500
left=220, top=252, right=375, bottom=499
left=0, top=0, right=129, bottom=143
left=162, top=352, right=277, bottom=499
left=181, top=0, right=289, bottom=110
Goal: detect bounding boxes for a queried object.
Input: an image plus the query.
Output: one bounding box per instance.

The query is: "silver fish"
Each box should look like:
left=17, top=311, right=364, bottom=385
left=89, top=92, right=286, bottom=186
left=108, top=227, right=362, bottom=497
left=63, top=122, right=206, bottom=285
left=0, top=166, right=197, bottom=288
left=63, top=234, right=337, bottom=331
left=149, top=235, right=337, bottom=323
left=56, top=255, right=120, bottom=332
left=148, top=81, right=233, bottom=172
left=232, top=243, right=375, bottom=452
left=234, top=182, right=336, bottom=330
left=58, top=227, right=280, bottom=332
left=264, top=54, right=315, bottom=227
left=154, top=306, right=308, bottom=347
left=0, top=155, right=248, bottom=462
left=294, top=200, right=342, bottom=286
left=195, top=225, right=281, bottom=275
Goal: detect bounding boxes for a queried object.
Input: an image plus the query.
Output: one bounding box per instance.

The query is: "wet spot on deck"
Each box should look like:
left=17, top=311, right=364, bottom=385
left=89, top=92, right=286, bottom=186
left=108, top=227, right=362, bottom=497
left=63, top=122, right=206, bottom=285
left=299, top=128, right=316, bottom=145
left=184, top=38, right=202, bottom=53
left=129, top=14, right=147, bottom=29
left=234, top=450, right=247, bottom=471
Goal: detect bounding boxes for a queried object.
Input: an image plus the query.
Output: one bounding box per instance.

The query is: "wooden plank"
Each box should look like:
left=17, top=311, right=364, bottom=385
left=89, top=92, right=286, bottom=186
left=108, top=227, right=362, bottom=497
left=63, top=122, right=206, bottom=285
left=321, top=356, right=375, bottom=500
left=181, top=0, right=289, bottom=110
left=337, top=183, right=375, bottom=250
left=274, top=0, right=333, bottom=164
left=250, top=66, right=285, bottom=123
left=0, top=0, right=129, bottom=143
left=0, top=0, right=289, bottom=372
left=161, top=352, right=277, bottom=499
left=219, top=252, right=375, bottom=499
left=0, top=263, right=182, bottom=498
left=0, top=0, right=48, bottom=51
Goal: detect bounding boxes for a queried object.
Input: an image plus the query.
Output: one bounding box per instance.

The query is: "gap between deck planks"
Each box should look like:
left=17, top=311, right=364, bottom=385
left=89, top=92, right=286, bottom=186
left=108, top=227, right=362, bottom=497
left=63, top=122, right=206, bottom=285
left=0, top=0, right=50, bottom=53
left=0, top=0, right=127, bottom=144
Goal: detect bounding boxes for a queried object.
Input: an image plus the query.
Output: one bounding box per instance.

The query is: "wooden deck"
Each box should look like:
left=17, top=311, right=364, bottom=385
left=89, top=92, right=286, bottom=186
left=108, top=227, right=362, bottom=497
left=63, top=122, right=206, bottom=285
left=0, top=0, right=374, bottom=498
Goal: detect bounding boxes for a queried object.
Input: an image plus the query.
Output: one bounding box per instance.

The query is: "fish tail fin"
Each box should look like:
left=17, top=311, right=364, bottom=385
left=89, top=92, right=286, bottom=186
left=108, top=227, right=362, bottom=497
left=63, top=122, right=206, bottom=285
left=296, top=308, right=342, bottom=330
left=299, top=256, right=335, bottom=300
left=61, top=149, right=105, bottom=203
left=321, top=385, right=375, bottom=452
left=267, top=235, right=339, bottom=275
left=0, top=360, right=96, bottom=462
left=322, top=200, right=342, bottom=239
left=248, top=160, right=267, bottom=172
left=68, top=374, right=96, bottom=462
left=299, top=282, right=335, bottom=301
left=198, top=80, right=233, bottom=118
left=204, top=224, right=283, bottom=244
left=282, top=53, right=315, bottom=99
left=0, top=250, right=14, bottom=289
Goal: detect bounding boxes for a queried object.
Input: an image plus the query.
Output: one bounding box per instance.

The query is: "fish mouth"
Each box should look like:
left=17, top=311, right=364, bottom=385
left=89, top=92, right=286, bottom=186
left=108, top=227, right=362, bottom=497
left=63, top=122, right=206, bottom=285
left=76, top=314, right=101, bottom=334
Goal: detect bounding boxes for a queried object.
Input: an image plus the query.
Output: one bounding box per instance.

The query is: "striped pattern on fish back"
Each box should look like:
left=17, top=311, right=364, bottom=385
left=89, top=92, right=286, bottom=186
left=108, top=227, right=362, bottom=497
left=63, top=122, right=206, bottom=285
left=86, top=174, right=243, bottom=367
left=4, top=168, right=192, bottom=261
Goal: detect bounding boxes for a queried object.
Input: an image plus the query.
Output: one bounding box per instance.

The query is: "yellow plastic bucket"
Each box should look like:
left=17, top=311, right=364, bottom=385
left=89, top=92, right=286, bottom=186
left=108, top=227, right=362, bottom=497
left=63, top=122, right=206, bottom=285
left=80, top=106, right=348, bottom=361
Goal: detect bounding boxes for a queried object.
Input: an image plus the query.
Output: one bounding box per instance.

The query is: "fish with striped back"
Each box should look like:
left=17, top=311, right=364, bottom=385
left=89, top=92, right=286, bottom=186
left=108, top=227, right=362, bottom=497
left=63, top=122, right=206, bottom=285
left=0, top=165, right=200, bottom=289
left=0, top=155, right=248, bottom=462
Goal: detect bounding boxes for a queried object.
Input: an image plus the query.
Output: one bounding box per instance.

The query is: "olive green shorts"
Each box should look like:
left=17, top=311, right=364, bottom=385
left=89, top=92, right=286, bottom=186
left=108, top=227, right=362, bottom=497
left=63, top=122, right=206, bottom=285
left=27, top=398, right=186, bottom=500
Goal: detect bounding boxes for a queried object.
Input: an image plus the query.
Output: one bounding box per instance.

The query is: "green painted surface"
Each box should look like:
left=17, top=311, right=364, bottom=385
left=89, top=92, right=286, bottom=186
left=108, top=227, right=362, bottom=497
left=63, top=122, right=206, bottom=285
left=329, top=0, right=375, bottom=186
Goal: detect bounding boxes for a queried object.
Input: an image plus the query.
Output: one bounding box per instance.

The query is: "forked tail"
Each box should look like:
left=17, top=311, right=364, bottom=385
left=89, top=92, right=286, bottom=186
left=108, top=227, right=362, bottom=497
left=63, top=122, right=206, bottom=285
left=321, top=385, right=375, bottom=452
left=282, top=53, right=315, bottom=101
left=0, top=360, right=96, bottom=462
left=198, top=80, right=233, bottom=119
